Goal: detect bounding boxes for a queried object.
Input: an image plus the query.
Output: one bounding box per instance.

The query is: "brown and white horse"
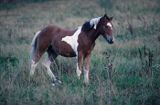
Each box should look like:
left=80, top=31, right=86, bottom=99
left=30, top=14, right=114, bottom=86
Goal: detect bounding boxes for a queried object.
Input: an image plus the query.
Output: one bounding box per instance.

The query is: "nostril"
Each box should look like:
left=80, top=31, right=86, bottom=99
left=112, top=39, right=114, bottom=43
left=109, top=39, right=114, bottom=44
left=110, top=40, right=113, bottom=44
left=105, top=35, right=114, bottom=44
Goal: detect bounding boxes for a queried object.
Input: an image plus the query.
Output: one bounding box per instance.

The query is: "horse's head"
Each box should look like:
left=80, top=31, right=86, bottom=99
left=97, top=14, right=114, bottom=44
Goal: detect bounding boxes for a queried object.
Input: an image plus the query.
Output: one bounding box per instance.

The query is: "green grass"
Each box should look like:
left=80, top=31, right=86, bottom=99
left=0, top=0, right=51, bottom=10
left=0, top=0, right=160, bottom=105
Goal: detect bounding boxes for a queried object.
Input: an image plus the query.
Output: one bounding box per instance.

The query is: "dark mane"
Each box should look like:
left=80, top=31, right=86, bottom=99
left=82, top=21, right=94, bottom=32
left=81, top=17, right=102, bottom=32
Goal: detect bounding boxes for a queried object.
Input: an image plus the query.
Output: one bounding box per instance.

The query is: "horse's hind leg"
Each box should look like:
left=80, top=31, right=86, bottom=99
left=30, top=51, right=44, bottom=76
left=30, top=60, right=38, bottom=76
left=42, top=58, right=56, bottom=81
left=42, top=46, right=61, bottom=86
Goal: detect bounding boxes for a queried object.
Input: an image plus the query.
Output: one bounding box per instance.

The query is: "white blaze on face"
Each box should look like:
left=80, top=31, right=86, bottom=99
left=61, top=26, right=82, bottom=55
left=107, top=22, right=115, bottom=42
left=90, top=17, right=101, bottom=29
left=107, top=22, right=113, bottom=30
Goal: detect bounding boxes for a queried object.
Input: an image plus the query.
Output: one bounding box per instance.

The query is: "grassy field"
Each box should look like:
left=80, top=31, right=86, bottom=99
left=0, top=0, right=160, bottom=105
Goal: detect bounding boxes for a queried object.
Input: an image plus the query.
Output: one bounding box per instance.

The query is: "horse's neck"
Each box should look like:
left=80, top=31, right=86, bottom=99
left=87, top=29, right=100, bottom=42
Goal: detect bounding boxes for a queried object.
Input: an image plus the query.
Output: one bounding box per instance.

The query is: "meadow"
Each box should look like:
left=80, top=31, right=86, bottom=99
left=0, top=0, right=160, bottom=105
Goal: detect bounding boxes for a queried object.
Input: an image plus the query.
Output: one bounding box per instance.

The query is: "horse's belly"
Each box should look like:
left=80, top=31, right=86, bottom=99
left=60, top=51, right=76, bottom=57
left=53, top=42, right=77, bottom=57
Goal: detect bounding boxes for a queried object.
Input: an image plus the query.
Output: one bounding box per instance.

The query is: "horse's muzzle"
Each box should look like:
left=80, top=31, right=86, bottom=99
left=107, top=39, right=114, bottom=44
left=106, top=36, right=114, bottom=44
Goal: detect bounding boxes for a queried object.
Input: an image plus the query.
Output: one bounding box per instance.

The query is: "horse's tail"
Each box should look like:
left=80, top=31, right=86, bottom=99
left=30, top=31, right=41, bottom=61
left=29, top=31, right=40, bottom=76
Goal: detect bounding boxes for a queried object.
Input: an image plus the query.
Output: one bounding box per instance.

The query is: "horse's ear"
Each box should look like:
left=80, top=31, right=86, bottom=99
left=103, top=14, right=110, bottom=20
left=82, top=21, right=94, bottom=32
left=110, top=17, right=113, bottom=21
left=104, top=14, right=108, bottom=18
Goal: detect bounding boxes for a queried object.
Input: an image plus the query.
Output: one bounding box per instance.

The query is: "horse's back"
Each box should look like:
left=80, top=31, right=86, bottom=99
left=35, top=25, right=76, bottom=56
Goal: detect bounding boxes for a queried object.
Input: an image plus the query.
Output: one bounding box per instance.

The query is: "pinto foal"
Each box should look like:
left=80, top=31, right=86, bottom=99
left=30, top=14, right=114, bottom=86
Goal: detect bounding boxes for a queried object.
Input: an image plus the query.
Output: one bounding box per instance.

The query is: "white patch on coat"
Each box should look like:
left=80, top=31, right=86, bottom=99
left=107, top=22, right=112, bottom=30
left=76, top=63, right=81, bottom=79
left=90, top=17, right=101, bottom=29
left=61, top=26, right=82, bottom=55
left=84, top=69, right=89, bottom=83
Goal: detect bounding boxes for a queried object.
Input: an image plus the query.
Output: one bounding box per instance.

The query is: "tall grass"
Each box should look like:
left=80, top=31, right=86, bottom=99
left=0, top=0, right=160, bottom=105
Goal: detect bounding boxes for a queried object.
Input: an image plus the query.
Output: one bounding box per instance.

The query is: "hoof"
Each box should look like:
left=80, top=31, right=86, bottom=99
left=52, top=79, right=62, bottom=86
left=77, top=76, right=80, bottom=80
left=52, top=83, right=55, bottom=87
left=83, top=82, right=89, bottom=87
left=84, top=80, right=89, bottom=86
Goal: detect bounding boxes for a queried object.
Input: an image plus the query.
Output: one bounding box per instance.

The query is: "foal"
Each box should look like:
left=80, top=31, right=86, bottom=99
left=30, top=14, right=114, bottom=85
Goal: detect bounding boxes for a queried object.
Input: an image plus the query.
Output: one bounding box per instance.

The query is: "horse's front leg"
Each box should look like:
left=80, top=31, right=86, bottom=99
left=76, top=52, right=83, bottom=79
left=84, top=54, right=91, bottom=84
